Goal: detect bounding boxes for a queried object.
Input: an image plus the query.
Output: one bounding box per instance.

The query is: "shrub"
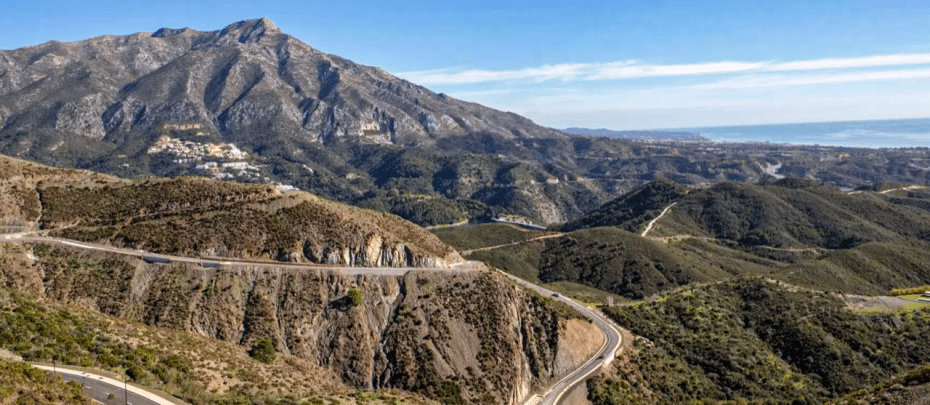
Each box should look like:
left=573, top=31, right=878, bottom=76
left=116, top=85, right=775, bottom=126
left=126, top=364, right=145, bottom=381
left=890, top=285, right=930, bottom=296
left=248, top=337, right=276, bottom=364
left=347, top=288, right=363, bottom=307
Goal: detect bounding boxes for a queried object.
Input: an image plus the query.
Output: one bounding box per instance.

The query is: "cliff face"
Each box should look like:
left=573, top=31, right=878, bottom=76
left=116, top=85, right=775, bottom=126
left=2, top=243, right=598, bottom=404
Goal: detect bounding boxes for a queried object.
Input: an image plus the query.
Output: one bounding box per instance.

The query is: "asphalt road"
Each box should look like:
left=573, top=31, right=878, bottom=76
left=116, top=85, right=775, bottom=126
left=497, top=271, right=623, bottom=405
left=0, top=235, right=484, bottom=275
left=32, top=365, right=171, bottom=405
left=4, top=234, right=618, bottom=405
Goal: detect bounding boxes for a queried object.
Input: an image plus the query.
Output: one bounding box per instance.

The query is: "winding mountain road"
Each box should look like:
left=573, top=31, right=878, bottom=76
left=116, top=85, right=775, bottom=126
left=32, top=365, right=176, bottom=405
left=497, top=271, right=623, bottom=405
left=1, top=234, right=621, bottom=405
left=0, top=235, right=483, bottom=274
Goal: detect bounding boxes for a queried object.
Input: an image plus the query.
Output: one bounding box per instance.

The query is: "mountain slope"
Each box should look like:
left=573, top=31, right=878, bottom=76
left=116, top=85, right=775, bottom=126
left=655, top=178, right=930, bottom=249
left=447, top=179, right=930, bottom=300
left=4, top=19, right=930, bottom=225
left=561, top=178, right=689, bottom=232
left=595, top=279, right=930, bottom=404
left=0, top=154, right=460, bottom=267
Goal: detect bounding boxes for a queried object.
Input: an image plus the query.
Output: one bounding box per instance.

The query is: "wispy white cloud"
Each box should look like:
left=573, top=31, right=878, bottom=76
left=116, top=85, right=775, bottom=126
left=767, top=54, right=930, bottom=71
left=693, top=68, right=930, bottom=89
left=584, top=61, right=766, bottom=80
left=445, top=89, right=514, bottom=98
left=396, top=53, right=930, bottom=85
left=396, top=62, right=619, bottom=85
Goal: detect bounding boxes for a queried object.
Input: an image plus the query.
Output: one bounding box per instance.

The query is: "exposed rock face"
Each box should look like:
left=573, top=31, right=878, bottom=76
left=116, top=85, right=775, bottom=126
left=4, top=244, right=599, bottom=405
left=0, top=18, right=563, bottom=153
left=0, top=18, right=613, bottom=225
left=298, top=237, right=454, bottom=268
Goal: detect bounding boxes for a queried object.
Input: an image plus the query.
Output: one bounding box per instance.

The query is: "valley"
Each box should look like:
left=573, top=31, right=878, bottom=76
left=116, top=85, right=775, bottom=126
left=2, top=16, right=930, bottom=405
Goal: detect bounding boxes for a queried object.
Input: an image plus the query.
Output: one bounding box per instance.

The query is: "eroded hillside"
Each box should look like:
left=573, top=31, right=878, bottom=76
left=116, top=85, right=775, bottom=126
left=0, top=242, right=602, bottom=405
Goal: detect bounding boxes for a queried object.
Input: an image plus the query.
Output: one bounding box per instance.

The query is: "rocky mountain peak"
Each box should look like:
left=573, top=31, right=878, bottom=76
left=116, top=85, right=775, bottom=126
left=151, top=27, right=195, bottom=38
left=218, top=18, right=281, bottom=43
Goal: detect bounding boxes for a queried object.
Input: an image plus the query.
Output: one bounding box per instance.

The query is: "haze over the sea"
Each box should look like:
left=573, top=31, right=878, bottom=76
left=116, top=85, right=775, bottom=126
left=673, top=118, right=930, bottom=149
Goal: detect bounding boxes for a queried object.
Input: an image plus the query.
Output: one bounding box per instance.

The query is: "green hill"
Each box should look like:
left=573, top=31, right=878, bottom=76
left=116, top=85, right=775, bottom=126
left=656, top=178, right=930, bottom=249
left=830, top=365, right=930, bottom=405
left=462, top=222, right=930, bottom=299
left=594, top=279, right=930, bottom=404
left=561, top=178, right=689, bottom=233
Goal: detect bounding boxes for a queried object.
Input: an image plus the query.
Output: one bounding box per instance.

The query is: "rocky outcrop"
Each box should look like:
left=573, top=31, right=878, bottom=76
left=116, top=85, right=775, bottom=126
left=300, top=235, right=451, bottom=268
left=4, top=244, right=601, bottom=405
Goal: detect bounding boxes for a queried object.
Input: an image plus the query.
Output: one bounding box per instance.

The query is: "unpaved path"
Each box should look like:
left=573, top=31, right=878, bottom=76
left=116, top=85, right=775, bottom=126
left=461, top=233, right=564, bottom=255
left=641, top=203, right=676, bottom=237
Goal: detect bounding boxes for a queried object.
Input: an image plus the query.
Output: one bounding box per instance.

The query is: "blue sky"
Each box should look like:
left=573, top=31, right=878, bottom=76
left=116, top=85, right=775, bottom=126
left=2, top=0, right=930, bottom=130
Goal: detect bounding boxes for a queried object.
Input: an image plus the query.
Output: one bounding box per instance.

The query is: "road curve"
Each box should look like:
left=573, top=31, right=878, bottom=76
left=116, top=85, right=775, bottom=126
left=31, top=364, right=176, bottom=405
left=497, top=271, right=622, bottom=405
left=4, top=234, right=619, bottom=405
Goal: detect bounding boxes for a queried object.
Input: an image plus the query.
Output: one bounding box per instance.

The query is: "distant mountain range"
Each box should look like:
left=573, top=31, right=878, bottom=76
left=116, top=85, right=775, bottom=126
left=562, top=127, right=708, bottom=141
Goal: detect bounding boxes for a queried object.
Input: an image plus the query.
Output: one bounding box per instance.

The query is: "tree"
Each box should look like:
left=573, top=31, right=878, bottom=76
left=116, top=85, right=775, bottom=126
left=348, top=287, right=363, bottom=307
left=248, top=337, right=276, bottom=364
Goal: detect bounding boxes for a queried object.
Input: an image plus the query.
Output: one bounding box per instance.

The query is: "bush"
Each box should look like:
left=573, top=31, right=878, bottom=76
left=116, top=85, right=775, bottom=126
left=248, top=337, right=276, bottom=364
left=347, top=288, right=363, bottom=307
left=890, top=285, right=930, bottom=296
left=126, top=364, right=145, bottom=381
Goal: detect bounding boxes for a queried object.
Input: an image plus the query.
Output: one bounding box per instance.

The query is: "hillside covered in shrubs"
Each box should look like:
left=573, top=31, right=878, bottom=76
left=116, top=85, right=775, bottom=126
left=595, top=279, right=930, bottom=404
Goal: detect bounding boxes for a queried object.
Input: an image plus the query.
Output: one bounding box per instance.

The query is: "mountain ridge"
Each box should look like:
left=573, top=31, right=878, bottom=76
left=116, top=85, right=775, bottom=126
left=4, top=19, right=930, bottom=226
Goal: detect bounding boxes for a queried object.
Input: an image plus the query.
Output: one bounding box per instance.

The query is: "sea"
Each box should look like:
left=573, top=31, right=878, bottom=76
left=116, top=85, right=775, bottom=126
left=671, top=118, right=930, bottom=149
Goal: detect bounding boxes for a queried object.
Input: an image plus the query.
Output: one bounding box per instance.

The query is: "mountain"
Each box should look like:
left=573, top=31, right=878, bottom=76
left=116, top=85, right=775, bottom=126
left=0, top=18, right=605, bottom=224
left=3, top=19, right=930, bottom=226
left=563, top=127, right=708, bottom=142
left=0, top=155, right=604, bottom=404
left=0, top=18, right=563, bottom=150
